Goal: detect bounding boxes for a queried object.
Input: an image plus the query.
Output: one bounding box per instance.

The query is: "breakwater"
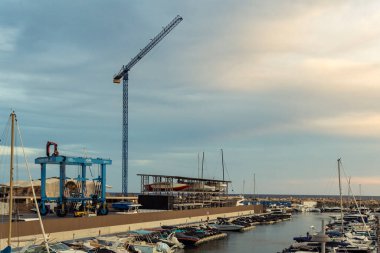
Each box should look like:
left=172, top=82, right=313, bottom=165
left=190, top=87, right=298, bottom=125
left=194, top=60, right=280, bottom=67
left=246, top=195, right=380, bottom=209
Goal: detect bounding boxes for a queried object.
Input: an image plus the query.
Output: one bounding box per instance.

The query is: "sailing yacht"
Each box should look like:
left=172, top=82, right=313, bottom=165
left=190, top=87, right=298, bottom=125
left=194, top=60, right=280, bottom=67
left=0, top=112, right=50, bottom=253
left=0, top=112, right=17, bottom=253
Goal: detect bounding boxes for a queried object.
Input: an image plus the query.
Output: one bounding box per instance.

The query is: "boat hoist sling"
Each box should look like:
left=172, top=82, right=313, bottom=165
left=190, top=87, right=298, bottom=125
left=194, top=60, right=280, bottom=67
left=46, top=141, right=59, bottom=157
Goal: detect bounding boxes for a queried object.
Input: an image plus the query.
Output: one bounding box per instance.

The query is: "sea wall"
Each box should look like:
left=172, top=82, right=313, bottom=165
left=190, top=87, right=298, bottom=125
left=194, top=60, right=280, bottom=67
left=0, top=205, right=262, bottom=247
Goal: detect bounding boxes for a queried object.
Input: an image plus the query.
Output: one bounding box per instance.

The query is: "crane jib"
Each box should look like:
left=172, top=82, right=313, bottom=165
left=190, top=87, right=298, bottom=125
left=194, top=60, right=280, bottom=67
left=112, top=15, right=183, bottom=82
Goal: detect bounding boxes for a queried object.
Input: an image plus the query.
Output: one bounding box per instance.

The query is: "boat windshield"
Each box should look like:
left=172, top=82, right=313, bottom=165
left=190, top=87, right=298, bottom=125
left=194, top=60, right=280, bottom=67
left=22, top=246, right=48, bottom=253
left=49, top=243, right=71, bottom=252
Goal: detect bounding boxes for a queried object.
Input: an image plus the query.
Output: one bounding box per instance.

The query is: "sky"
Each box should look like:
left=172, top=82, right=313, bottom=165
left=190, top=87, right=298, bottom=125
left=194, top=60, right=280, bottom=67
left=1, top=1, right=380, bottom=195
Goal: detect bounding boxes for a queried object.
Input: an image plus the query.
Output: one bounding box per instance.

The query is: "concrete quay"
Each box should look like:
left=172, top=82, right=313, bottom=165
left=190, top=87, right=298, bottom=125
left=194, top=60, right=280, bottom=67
left=0, top=205, right=262, bottom=248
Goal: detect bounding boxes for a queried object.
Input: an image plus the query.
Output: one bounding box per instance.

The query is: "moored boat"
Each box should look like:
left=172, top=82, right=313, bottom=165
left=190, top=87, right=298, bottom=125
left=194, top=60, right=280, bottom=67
left=209, top=217, right=244, bottom=231
left=173, top=232, right=200, bottom=247
left=112, top=202, right=142, bottom=212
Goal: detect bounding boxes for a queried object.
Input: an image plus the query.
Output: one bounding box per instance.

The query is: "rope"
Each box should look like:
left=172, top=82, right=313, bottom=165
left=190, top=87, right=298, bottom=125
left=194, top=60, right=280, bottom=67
left=89, top=166, right=94, bottom=178
left=95, top=181, right=101, bottom=196
left=14, top=125, right=20, bottom=246
left=223, top=158, right=234, bottom=193
left=339, top=159, right=371, bottom=238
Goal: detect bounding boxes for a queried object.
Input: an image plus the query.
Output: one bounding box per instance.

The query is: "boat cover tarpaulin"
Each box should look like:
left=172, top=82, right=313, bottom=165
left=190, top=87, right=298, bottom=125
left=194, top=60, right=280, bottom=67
left=0, top=246, right=11, bottom=253
left=129, top=229, right=155, bottom=235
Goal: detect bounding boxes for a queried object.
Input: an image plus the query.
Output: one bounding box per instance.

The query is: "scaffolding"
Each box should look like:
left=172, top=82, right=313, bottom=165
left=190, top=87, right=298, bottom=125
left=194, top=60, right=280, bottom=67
left=137, top=174, right=233, bottom=210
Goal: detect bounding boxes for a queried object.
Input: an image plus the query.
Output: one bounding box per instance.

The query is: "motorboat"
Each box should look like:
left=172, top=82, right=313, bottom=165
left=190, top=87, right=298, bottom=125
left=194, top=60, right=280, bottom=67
left=293, top=204, right=307, bottom=213
left=334, top=246, right=375, bottom=253
left=236, top=195, right=248, bottom=206
left=206, top=182, right=227, bottom=192
left=209, top=218, right=244, bottom=231
left=96, top=235, right=173, bottom=253
left=173, top=232, right=200, bottom=247
left=112, top=202, right=142, bottom=213
left=144, top=182, right=189, bottom=191
left=158, top=232, right=185, bottom=249
left=18, top=242, right=87, bottom=253
left=187, top=182, right=215, bottom=192
left=268, top=208, right=292, bottom=220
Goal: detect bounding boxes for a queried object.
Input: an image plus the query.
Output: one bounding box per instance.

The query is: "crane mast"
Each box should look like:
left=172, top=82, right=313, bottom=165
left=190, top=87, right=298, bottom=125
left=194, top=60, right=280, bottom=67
left=113, top=15, right=182, bottom=195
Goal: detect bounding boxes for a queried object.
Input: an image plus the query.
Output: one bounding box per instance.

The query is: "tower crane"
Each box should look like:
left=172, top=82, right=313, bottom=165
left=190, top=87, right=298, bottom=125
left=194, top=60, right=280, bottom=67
left=113, top=15, right=183, bottom=195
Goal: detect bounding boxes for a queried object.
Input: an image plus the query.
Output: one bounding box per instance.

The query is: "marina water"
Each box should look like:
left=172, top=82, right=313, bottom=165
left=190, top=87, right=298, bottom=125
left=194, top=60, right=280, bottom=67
left=187, top=212, right=329, bottom=253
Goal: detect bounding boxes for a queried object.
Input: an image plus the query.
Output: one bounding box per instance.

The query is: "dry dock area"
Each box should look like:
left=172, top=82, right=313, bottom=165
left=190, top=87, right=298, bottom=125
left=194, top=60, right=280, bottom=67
left=0, top=205, right=262, bottom=247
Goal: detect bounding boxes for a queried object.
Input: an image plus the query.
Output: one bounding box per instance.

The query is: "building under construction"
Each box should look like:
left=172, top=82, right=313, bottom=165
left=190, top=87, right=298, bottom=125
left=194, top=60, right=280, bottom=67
left=137, top=174, right=235, bottom=210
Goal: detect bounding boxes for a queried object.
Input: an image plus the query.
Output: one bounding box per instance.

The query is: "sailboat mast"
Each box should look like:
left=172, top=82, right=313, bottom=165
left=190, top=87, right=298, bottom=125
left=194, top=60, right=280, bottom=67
left=15, top=114, right=50, bottom=253
left=337, top=158, right=344, bottom=232
left=8, top=112, right=15, bottom=246
left=201, top=152, right=204, bottom=179
left=347, top=177, right=351, bottom=208
left=253, top=173, right=256, bottom=199
left=221, top=149, right=225, bottom=181
left=197, top=153, right=200, bottom=178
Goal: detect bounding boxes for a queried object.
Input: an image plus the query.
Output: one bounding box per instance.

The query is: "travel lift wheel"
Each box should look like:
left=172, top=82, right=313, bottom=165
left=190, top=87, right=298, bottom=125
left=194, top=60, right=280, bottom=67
left=39, top=204, right=49, bottom=216
left=56, top=204, right=68, bottom=217
left=97, top=205, right=109, bottom=216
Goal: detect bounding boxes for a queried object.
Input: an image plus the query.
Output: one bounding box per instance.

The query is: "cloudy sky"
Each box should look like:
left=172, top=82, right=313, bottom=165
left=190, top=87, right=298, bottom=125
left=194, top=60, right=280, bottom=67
left=1, top=1, right=380, bottom=195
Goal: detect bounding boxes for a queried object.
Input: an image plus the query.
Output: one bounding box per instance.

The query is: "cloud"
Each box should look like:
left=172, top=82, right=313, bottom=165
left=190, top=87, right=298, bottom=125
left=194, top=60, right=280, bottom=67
left=57, top=144, right=100, bottom=157
left=346, top=176, right=380, bottom=186
left=0, top=26, right=20, bottom=52
left=181, top=1, right=380, bottom=94
left=228, top=111, right=380, bottom=139
left=300, top=58, right=380, bottom=92
left=2, top=1, right=380, bottom=194
left=131, top=159, right=153, bottom=167
left=0, top=145, right=42, bottom=157
left=243, top=2, right=380, bottom=55
left=207, top=110, right=380, bottom=143
left=300, top=113, right=380, bottom=138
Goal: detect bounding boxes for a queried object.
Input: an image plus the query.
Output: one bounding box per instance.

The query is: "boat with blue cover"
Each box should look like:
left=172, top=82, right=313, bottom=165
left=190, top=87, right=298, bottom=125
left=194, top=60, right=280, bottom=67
left=112, top=202, right=142, bottom=212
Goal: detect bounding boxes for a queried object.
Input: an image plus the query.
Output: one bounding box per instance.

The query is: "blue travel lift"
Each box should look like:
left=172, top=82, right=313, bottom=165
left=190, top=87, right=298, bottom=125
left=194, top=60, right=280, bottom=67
left=35, top=141, right=112, bottom=217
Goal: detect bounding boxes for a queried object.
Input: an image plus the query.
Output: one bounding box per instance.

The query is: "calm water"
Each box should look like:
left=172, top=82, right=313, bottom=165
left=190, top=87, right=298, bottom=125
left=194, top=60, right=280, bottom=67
left=187, top=213, right=330, bottom=253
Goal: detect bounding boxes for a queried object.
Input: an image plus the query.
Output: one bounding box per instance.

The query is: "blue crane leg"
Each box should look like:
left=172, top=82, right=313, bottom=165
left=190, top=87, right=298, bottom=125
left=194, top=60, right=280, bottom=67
left=81, top=164, right=86, bottom=207
left=59, top=163, right=65, bottom=204
left=101, top=164, right=106, bottom=203
left=40, top=163, right=47, bottom=213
